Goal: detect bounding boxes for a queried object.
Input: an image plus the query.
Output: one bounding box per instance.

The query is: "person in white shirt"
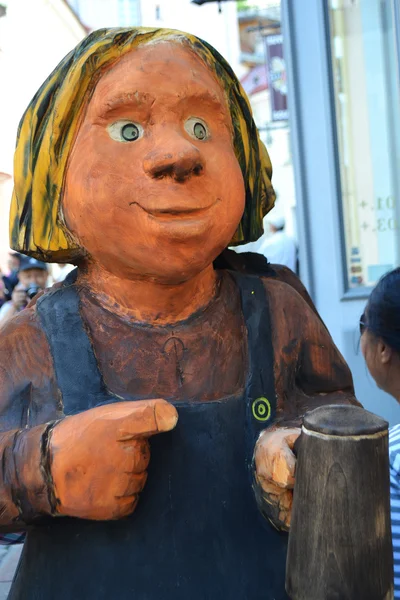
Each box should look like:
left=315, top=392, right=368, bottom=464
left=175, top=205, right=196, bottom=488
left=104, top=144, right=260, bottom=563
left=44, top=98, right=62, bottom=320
left=257, top=216, right=297, bottom=272
left=50, top=263, right=75, bottom=284
left=233, top=215, right=298, bottom=273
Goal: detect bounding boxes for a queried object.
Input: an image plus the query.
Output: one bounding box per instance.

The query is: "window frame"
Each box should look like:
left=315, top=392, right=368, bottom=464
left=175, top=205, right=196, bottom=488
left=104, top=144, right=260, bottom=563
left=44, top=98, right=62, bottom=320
left=325, top=0, right=400, bottom=299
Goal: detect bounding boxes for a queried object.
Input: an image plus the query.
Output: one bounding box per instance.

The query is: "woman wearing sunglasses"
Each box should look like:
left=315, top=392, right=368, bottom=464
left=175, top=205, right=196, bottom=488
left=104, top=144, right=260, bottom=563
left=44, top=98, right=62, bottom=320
left=360, top=267, right=400, bottom=598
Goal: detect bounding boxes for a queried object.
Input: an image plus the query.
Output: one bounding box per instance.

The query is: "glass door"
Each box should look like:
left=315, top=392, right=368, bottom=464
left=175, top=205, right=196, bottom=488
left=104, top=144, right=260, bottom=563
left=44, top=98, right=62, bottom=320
left=328, top=0, right=400, bottom=291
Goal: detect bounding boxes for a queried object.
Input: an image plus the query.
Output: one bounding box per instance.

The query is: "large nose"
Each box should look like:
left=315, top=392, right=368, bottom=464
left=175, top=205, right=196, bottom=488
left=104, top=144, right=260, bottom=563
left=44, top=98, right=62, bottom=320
left=143, top=136, right=204, bottom=183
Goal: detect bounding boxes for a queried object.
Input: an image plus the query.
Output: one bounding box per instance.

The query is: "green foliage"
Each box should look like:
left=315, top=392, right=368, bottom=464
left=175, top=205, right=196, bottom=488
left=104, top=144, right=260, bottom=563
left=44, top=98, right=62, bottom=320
left=237, top=0, right=257, bottom=10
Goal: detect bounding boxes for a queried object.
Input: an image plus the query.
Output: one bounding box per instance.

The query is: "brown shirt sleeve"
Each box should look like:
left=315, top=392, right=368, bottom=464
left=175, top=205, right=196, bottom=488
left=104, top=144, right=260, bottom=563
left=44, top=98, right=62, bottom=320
left=264, top=278, right=360, bottom=428
left=0, top=307, right=58, bottom=530
left=268, top=264, right=319, bottom=315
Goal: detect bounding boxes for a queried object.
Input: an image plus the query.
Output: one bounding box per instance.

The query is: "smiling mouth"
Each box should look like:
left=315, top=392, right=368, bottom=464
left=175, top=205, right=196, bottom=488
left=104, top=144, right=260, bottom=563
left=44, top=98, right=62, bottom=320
left=129, top=199, right=220, bottom=219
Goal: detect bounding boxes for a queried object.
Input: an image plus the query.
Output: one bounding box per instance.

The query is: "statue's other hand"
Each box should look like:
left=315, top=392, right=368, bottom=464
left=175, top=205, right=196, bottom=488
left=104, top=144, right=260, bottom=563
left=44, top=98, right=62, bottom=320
left=49, top=399, right=178, bottom=520
left=254, top=427, right=301, bottom=531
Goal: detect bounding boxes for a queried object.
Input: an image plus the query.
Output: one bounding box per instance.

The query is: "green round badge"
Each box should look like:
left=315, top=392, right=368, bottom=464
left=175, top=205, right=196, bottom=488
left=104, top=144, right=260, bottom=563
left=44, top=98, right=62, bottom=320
left=252, top=397, right=271, bottom=422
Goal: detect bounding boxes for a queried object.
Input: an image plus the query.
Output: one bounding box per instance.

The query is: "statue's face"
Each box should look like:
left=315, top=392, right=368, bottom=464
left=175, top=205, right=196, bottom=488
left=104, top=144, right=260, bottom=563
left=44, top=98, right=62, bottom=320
left=63, top=42, right=245, bottom=282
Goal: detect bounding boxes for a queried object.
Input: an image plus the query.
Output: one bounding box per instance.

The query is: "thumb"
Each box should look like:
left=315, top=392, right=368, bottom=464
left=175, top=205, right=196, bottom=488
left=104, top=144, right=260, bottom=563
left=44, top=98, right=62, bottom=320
left=272, top=430, right=300, bottom=488
left=272, top=444, right=296, bottom=489
left=115, top=399, right=178, bottom=441
left=284, top=429, right=301, bottom=450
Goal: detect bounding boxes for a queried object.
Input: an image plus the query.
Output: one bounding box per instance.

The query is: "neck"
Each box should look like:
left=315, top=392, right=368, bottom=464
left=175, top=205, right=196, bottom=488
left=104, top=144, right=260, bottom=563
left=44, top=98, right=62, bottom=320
left=390, top=380, right=400, bottom=404
left=77, top=261, right=219, bottom=325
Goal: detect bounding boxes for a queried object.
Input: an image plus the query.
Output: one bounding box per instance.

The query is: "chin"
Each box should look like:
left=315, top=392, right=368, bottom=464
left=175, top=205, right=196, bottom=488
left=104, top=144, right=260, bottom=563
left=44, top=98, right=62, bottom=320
left=146, top=247, right=225, bottom=283
left=148, top=261, right=212, bottom=284
left=148, top=215, right=216, bottom=243
left=373, top=379, right=388, bottom=394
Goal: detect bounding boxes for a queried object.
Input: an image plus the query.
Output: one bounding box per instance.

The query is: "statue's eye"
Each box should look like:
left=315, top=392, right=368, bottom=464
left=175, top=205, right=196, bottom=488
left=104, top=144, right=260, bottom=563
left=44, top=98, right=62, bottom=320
left=184, top=118, right=210, bottom=141
left=108, top=121, right=143, bottom=142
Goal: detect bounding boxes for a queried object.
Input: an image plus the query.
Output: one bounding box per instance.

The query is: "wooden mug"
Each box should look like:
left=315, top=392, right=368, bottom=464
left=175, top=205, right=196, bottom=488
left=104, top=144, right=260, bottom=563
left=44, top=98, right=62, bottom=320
left=286, top=404, right=394, bottom=600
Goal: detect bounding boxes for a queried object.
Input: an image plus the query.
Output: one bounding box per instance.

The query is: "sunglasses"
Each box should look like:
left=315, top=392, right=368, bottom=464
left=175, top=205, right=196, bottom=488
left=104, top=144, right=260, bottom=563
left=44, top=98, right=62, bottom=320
left=359, top=312, right=367, bottom=335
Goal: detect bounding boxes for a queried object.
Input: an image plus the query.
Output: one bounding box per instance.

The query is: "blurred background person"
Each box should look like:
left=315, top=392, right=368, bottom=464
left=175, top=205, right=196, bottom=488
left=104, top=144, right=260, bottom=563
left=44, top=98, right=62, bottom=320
left=258, top=215, right=298, bottom=273
left=1, top=252, right=22, bottom=299
left=50, top=263, right=75, bottom=284
left=0, top=279, right=6, bottom=310
left=0, top=257, right=48, bottom=325
left=232, top=214, right=298, bottom=273
left=359, top=267, right=400, bottom=599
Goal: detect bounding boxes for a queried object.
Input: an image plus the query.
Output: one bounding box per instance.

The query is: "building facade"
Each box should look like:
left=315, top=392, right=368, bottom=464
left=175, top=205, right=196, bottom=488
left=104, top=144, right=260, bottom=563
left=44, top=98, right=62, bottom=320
left=0, top=0, right=86, bottom=270
left=68, top=0, right=241, bottom=76
left=67, top=0, right=141, bottom=29
left=237, top=3, right=296, bottom=242
left=282, top=0, right=400, bottom=424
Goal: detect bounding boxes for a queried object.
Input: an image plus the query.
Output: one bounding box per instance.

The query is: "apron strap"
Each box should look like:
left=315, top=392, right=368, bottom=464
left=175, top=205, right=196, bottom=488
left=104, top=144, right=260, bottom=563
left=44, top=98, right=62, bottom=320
left=37, top=270, right=276, bottom=428
left=36, top=283, right=107, bottom=414
left=229, top=271, right=277, bottom=443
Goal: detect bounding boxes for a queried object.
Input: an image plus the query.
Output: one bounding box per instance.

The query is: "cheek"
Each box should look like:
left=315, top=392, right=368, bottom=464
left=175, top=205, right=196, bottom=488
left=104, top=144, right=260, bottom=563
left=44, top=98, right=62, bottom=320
left=63, top=132, right=138, bottom=236
left=361, top=336, right=384, bottom=386
left=360, top=334, right=367, bottom=360
left=361, top=336, right=375, bottom=372
left=65, top=133, right=113, bottom=200
left=221, top=159, right=245, bottom=236
left=207, top=148, right=245, bottom=219
left=224, top=154, right=245, bottom=203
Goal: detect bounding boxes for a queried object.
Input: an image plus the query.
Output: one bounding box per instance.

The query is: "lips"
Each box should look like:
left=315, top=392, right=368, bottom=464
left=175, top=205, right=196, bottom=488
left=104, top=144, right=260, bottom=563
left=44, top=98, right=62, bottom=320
left=129, top=199, right=220, bottom=219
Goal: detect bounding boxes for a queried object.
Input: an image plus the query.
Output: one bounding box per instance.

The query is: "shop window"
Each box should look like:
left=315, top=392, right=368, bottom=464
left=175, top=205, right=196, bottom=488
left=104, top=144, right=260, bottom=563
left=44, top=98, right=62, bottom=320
left=328, top=0, right=400, bottom=289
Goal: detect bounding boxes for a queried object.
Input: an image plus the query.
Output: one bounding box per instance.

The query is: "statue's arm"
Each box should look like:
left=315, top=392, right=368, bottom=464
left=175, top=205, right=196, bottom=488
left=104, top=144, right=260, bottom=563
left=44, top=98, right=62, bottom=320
left=0, top=305, right=178, bottom=525
left=253, top=279, right=360, bottom=531
left=267, top=264, right=318, bottom=315
left=0, top=309, right=58, bottom=531
left=265, top=278, right=360, bottom=427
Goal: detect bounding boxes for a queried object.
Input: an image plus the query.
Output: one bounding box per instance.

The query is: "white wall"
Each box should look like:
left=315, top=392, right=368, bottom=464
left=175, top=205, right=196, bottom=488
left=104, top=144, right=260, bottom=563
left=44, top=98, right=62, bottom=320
left=67, top=0, right=141, bottom=29
left=0, top=0, right=86, bottom=268
left=68, top=0, right=241, bottom=78
left=0, top=0, right=85, bottom=175
left=140, top=0, right=242, bottom=77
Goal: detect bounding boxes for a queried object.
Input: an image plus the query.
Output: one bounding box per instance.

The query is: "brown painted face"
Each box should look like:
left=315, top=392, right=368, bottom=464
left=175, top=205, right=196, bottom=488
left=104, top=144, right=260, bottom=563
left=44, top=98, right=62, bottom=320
left=63, top=42, right=245, bottom=282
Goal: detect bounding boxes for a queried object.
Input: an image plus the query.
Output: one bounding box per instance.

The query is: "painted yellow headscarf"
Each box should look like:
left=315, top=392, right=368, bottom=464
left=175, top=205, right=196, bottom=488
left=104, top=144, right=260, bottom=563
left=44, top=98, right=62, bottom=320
left=10, top=27, right=275, bottom=262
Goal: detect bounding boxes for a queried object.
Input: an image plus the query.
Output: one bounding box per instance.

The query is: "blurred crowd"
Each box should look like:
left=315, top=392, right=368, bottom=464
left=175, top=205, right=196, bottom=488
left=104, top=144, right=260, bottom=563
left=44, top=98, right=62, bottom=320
left=0, top=252, right=74, bottom=326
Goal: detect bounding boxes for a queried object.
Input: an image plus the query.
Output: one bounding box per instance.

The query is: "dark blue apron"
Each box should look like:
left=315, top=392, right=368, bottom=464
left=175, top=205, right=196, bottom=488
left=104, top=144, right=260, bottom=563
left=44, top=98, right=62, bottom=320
left=10, top=272, right=289, bottom=599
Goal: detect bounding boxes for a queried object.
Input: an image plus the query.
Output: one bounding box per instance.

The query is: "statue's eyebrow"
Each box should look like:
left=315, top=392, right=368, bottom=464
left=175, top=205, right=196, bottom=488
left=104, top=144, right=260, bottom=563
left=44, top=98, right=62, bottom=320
left=98, top=92, right=155, bottom=117
left=97, top=88, right=226, bottom=122
left=179, top=89, right=224, bottom=108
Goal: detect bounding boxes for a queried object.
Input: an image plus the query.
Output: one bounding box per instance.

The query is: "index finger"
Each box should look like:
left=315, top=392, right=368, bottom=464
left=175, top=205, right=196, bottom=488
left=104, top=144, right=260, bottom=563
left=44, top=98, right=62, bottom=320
left=116, top=399, right=178, bottom=441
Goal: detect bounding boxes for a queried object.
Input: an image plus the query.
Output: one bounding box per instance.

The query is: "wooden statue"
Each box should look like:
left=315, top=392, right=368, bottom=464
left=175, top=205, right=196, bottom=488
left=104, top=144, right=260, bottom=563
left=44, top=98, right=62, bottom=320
left=1, top=28, right=358, bottom=599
